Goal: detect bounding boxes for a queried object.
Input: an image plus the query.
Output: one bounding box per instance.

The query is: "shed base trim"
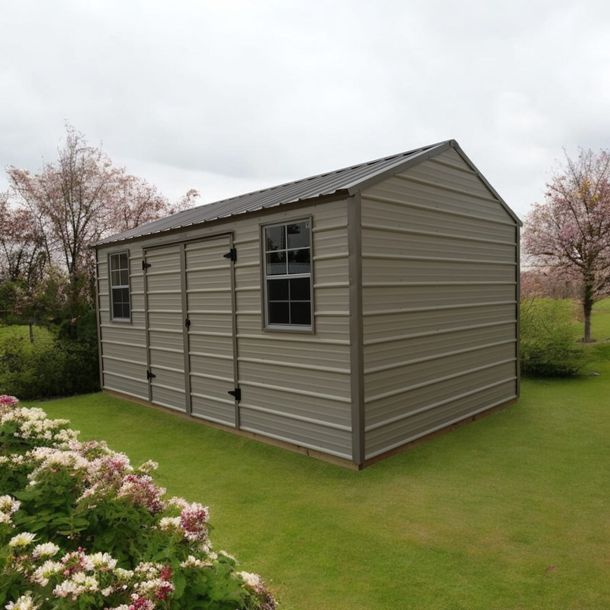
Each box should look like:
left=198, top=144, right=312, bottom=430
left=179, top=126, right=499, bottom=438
left=102, top=389, right=359, bottom=470
left=102, top=389, right=517, bottom=471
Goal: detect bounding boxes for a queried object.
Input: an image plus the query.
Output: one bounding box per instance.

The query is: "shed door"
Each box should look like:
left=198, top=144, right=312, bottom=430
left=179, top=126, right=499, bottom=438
left=144, top=244, right=187, bottom=412
left=185, top=235, right=237, bottom=426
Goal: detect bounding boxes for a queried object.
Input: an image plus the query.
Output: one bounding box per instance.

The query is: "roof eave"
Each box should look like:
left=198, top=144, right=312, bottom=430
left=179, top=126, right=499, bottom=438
left=92, top=189, right=352, bottom=248
left=345, top=140, right=453, bottom=196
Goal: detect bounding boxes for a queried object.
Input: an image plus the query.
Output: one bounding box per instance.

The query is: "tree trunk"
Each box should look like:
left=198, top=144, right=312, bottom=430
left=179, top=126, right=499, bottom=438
left=28, top=320, right=34, bottom=344
left=582, top=280, right=594, bottom=343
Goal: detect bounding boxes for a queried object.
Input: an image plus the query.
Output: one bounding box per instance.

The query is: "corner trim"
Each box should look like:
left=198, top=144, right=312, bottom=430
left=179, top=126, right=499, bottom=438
left=347, top=192, right=365, bottom=465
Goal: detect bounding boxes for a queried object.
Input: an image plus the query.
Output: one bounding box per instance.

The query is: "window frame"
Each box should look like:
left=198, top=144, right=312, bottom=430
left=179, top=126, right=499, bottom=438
left=261, top=216, right=314, bottom=333
left=108, top=250, right=132, bottom=323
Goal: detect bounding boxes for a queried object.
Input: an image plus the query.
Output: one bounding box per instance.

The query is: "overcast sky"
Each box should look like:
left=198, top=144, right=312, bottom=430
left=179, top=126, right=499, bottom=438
left=1, top=0, right=610, bottom=218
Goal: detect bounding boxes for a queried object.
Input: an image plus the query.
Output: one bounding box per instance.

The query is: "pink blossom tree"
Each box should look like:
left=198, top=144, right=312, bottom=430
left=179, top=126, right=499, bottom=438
left=523, top=148, right=610, bottom=342
left=7, top=125, right=196, bottom=312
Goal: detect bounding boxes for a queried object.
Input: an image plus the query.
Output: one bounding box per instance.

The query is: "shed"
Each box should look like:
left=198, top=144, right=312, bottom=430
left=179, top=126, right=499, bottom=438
left=94, top=139, right=521, bottom=468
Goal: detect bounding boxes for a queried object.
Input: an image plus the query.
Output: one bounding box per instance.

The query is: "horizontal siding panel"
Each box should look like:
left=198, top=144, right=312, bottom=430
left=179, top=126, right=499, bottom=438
left=365, top=364, right=517, bottom=427
left=239, top=383, right=351, bottom=427
left=148, top=311, right=182, bottom=331
left=100, top=325, right=146, bottom=345
left=191, top=396, right=235, bottom=426
left=148, top=330, right=183, bottom=352
left=101, top=341, right=147, bottom=364
left=237, top=337, right=350, bottom=369
left=189, top=333, right=233, bottom=356
left=362, top=257, right=516, bottom=283
left=188, top=312, right=232, bottom=334
left=102, top=358, right=146, bottom=381
left=151, top=385, right=186, bottom=412
left=238, top=360, right=350, bottom=398
left=362, top=197, right=516, bottom=242
left=190, top=352, right=233, bottom=380
left=103, top=372, right=148, bottom=400
left=363, top=303, right=516, bottom=341
left=364, top=322, right=517, bottom=369
left=404, top=162, right=496, bottom=201
left=362, top=225, right=515, bottom=261
left=363, top=284, right=515, bottom=311
left=150, top=347, right=184, bottom=371
left=239, top=409, right=352, bottom=458
left=365, top=344, right=516, bottom=401
left=365, top=380, right=517, bottom=458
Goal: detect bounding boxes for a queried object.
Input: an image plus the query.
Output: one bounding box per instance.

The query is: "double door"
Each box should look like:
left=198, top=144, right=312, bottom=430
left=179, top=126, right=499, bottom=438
left=143, top=234, right=238, bottom=427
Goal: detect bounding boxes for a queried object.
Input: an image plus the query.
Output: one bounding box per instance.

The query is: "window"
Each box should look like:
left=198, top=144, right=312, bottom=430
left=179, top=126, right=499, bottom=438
left=109, top=252, right=131, bottom=321
left=263, top=220, right=312, bottom=327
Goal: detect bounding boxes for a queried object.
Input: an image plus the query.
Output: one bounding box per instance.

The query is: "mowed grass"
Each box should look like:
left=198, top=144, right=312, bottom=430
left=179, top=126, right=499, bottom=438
left=36, top=302, right=610, bottom=609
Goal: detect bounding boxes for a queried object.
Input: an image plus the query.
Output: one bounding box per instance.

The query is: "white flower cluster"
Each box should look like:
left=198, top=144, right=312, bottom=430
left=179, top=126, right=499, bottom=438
left=5, top=592, right=38, bottom=610
left=0, top=494, right=20, bottom=526
left=0, top=407, right=78, bottom=446
left=0, top=396, right=276, bottom=610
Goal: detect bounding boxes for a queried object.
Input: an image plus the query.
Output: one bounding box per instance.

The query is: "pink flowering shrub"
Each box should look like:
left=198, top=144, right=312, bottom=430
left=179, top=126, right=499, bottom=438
left=0, top=396, right=276, bottom=609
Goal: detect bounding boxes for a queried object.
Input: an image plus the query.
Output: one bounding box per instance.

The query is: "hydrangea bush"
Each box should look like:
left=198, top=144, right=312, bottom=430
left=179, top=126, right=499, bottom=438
left=0, top=396, right=276, bottom=610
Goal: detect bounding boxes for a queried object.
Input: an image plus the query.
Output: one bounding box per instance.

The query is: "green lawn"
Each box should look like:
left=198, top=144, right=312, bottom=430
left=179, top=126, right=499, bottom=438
left=0, top=324, right=53, bottom=348
left=34, top=303, right=610, bottom=609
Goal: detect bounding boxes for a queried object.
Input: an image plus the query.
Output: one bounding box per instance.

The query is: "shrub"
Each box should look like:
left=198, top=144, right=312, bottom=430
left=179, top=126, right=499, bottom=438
left=0, top=396, right=276, bottom=609
left=520, top=298, right=586, bottom=377
left=0, top=313, right=99, bottom=399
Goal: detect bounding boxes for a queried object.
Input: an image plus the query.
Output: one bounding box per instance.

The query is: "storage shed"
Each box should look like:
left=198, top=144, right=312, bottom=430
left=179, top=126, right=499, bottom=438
left=94, top=139, right=521, bottom=468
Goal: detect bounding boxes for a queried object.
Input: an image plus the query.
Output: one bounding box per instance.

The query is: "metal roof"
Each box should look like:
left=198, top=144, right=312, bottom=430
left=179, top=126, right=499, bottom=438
left=96, top=140, right=453, bottom=246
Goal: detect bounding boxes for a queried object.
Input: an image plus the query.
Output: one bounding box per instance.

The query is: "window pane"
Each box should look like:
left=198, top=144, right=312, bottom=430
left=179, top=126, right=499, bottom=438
left=110, top=254, right=119, bottom=271
left=290, top=302, right=311, bottom=325
left=268, top=301, right=289, bottom=324
left=111, top=270, right=120, bottom=287
left=268, top=278, right=289, bottom=301
left=119, top=253, right=128, bottom=270
left=266, top=251, right=287, bottom=275
left=112, top=302, right=123, bottom=319
left=287, top=221, right=310, bottom=249
left=288, top=248, right=310, bottom=274
left=265, top=225, right=285, bottom=251
left=120, top=269, right=129, bottom=285
left=289, top=278, right=310, bottom=301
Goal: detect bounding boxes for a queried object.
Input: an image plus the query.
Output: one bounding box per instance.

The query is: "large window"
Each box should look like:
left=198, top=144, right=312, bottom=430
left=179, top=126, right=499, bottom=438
left=263, top=219, right=312, bottom=327
left=109, top=252, right=131, bottom=321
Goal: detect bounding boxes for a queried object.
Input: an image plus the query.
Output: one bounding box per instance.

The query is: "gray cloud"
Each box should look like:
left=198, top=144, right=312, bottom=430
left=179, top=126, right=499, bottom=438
left=1, top=0, right=609, bottom=217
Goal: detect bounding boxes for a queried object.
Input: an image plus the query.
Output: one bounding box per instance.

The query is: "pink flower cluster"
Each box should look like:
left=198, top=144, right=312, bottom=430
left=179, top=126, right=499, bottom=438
left=117, top=474, right=166, bottom=514
left=0, top=396, right=276, bottom=609
left=0, top=394, right=19, bottom=408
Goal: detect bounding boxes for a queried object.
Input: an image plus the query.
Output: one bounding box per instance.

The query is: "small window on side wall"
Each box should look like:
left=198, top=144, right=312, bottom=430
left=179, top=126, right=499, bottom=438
left=109, top=252, right=131, bottom=321
left=263, top=220, right=312, bottom=328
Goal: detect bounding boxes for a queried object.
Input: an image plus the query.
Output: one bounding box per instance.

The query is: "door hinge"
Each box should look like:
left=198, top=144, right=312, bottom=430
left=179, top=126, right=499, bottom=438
left=223, top=247, right=237, bottom=262
left=146, top=369, right=156, bottom=380
left=185, top=318, right=191, bottom=329
left=228, top=387, right=241, bottom=402
left=142, top=260, right=151, bottom=270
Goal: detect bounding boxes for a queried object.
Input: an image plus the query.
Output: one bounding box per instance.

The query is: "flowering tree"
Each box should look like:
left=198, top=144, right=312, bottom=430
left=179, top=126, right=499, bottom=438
left=523, top=148, right=610, bottom=342
left=0, top=194, right=47, bottom=287
left=6, top=126, right=197, bottom=313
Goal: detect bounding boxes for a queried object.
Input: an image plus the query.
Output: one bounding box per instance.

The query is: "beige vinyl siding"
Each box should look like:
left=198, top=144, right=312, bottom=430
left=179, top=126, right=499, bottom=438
left=97, top=247, right=148, bottom=400
left=97, top=198, right=352, bottom=459
left=361, top=148, right=519, bottom=459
